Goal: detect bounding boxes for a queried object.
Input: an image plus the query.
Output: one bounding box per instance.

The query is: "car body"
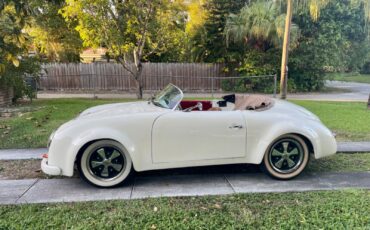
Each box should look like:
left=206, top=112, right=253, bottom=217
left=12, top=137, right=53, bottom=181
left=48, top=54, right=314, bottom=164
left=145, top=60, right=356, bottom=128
left=42, top=84, right=337, bottom=187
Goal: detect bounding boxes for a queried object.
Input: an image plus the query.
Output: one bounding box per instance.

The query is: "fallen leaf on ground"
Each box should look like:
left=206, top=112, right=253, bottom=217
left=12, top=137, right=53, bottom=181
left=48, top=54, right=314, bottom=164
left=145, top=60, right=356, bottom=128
left=214, top=203, right=222, bottom=209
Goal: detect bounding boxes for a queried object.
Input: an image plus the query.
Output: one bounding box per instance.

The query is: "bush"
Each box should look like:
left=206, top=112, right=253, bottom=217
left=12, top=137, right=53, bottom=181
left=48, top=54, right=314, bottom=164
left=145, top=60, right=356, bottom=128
left=0, top=57, right=40, bottom=103
left=361, top=61, right=370, bottom=74
left=221, top=76, right=276, bottom=93
left=221, top=49, right=280, bottom=93
left=288, top=40, right=326, bottom=92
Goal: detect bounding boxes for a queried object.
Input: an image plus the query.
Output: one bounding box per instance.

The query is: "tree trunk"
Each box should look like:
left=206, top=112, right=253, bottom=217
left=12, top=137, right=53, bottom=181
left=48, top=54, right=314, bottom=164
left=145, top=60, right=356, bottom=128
left=280, top=0, right=293, bottom=99
left=135, top=78, right=143, bottom=99
left=134, top=63, right=144, bottom=99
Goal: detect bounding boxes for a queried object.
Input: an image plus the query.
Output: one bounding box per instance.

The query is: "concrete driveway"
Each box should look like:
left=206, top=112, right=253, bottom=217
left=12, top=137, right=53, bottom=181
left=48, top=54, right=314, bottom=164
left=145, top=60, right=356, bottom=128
left=1, top=170, right=370, bottom=205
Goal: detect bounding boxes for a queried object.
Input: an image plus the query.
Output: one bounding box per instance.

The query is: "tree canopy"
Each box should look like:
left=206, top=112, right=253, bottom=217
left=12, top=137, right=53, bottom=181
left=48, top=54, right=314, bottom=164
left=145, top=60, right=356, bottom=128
left=61, top=0, right=187, bottom=98
left=28, top=0, right=82, bottom=62
left=1, top=0, right=370, bottom=101
left=225, top=1, right=300, bottom=50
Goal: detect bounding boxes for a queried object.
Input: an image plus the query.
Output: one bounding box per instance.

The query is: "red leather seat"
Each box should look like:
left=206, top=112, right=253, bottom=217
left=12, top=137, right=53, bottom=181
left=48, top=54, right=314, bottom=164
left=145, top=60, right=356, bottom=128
left=180, top=100, right=212, bottom=111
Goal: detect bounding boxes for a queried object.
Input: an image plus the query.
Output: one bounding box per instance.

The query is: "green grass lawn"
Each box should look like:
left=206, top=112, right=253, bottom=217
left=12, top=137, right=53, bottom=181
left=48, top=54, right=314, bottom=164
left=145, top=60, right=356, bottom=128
left=292, top=100, right=370, bottom=141
left=326, top=72, right=370, bottom=84
left=307, top=152, right=370, bottom=173
left=0, top=98, right=134, bottom=149
left=0, top=190, right=369, bottom=229
left=0, top=99, right=369, bottom=148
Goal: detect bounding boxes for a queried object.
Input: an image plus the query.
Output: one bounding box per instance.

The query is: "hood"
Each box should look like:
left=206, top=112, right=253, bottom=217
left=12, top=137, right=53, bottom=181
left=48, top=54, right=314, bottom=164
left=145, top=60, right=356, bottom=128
left=78, top=101, right=167, bottom=119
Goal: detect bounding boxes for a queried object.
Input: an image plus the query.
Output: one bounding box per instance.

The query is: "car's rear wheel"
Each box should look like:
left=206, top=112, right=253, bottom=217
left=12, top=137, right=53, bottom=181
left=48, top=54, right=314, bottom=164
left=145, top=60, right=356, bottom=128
left=78, top=140, right=132, bottom=187
left=262, top=134, right=309, bottom=180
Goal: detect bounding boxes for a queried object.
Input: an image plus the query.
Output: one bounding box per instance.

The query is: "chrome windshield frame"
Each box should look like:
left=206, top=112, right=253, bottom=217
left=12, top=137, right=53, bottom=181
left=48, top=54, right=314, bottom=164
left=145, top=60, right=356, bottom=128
left=152, top=83, right=183, bottom=111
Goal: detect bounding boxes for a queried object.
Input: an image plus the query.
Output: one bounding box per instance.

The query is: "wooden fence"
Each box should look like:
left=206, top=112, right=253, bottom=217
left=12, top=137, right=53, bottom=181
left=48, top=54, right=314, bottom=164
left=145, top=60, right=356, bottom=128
left=39, top=63, right=233, bottom=92
left=0, top=86, right=13, bottom=107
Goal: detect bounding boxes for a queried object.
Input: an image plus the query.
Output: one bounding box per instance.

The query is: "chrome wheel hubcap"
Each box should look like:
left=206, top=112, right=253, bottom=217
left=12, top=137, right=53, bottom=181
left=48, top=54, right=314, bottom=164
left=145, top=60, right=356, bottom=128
left=269, top=139, right=304, bottom=174
left=87, top=146, right=126, bottom=181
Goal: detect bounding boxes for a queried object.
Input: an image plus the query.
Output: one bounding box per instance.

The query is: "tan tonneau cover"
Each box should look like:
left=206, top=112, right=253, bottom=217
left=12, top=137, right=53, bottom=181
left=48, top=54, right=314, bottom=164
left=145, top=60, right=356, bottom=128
left=234, top=94, right=274, bottom=111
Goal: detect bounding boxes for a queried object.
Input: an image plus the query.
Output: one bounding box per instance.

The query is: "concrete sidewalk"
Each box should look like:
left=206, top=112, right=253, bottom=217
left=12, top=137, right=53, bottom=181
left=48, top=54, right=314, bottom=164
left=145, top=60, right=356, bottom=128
left=0, top=148, right=46, bottom=160
left=1, top=171, right=369, bottom=205
left=0, top=142, right=369, bottom=160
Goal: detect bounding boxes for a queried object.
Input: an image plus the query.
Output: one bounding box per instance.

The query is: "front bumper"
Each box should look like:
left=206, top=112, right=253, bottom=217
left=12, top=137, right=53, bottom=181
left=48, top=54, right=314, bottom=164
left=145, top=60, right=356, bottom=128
left=41, top=157, right=61, bottom=176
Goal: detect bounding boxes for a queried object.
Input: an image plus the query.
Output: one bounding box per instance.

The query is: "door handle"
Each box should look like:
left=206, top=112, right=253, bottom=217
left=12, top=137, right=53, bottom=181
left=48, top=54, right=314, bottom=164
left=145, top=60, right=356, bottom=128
left=229, top=124, right=243, bottom=129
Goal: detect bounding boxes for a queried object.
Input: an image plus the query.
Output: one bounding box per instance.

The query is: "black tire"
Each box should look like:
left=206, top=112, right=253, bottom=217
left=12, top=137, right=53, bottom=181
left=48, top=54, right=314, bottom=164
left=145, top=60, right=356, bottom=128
left=77, top=140, right=133, bottom=188
left=261, top=134, right=309, bottom=180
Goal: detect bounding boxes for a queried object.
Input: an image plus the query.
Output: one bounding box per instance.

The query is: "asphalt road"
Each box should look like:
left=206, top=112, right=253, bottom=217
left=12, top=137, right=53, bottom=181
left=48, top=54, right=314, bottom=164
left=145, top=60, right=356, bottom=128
left=289, top=81, right=370, bottom=102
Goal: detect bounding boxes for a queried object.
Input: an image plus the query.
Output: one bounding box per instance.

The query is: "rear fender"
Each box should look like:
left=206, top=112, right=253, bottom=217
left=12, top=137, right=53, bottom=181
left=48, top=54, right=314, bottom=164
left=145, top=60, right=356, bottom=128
left=246, top=122, right=318, bottom=164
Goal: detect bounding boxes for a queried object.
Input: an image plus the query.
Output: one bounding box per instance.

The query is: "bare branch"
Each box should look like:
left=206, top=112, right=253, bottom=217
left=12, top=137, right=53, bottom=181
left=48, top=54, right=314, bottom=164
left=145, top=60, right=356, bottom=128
left=115, top=54, right=135, bottom=77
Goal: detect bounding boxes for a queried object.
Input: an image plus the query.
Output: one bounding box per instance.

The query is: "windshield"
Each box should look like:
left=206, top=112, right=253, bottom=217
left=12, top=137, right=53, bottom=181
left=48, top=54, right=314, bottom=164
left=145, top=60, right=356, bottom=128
left=152, top=84, right=183, bottom=110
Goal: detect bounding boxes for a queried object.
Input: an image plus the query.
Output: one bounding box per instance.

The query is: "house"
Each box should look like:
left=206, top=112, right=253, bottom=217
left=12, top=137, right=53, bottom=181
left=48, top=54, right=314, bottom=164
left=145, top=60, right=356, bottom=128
left=80, top=47, right=109, bottom=63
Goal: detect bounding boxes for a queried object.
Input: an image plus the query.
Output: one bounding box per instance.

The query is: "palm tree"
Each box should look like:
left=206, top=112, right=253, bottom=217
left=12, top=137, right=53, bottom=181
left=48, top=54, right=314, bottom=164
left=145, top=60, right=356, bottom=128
left=225, top=1, right=299, bottom=50
left=280, top=0, right=370, bottom=99
left=227, top=0, right=370, bottom=99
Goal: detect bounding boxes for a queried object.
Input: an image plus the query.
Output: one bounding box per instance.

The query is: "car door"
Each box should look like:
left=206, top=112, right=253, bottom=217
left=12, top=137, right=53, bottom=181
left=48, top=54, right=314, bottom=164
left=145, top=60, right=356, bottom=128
left=152, top=110, right=246, bottom=163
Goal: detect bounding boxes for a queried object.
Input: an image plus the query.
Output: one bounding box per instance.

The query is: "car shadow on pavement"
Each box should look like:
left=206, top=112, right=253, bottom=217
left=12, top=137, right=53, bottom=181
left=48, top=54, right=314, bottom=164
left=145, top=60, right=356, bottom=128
left=134, top=164, right=261, bottom=178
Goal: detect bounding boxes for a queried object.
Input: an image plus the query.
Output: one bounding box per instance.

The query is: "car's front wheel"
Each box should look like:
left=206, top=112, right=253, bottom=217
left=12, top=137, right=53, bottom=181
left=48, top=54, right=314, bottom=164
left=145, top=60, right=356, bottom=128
left=262, top=134, right=309, bottom=180
left=78, top=140, right=132, bottom=187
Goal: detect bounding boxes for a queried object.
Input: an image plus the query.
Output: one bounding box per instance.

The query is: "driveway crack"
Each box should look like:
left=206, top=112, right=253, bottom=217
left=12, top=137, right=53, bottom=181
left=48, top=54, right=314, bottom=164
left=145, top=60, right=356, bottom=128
left=129, top=177, right=136, bottom=199
left=15, top=178, right=40, bottom=204
left=224, top=175, right=236, bottom=193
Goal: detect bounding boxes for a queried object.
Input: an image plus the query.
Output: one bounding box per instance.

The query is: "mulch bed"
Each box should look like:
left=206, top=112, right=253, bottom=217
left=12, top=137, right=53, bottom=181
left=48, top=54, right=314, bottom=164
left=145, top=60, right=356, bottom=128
left=0, top=159, right=78, bottom=179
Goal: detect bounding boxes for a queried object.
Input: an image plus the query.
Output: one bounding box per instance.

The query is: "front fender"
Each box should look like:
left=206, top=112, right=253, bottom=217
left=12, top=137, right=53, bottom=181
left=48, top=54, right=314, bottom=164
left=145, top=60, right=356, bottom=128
left=48, top=127, right=137, bottom=176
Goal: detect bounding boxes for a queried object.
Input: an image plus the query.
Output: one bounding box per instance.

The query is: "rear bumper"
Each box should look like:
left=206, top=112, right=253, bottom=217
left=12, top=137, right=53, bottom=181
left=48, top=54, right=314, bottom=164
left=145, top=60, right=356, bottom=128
left=41, top=158, right=61, bottom=176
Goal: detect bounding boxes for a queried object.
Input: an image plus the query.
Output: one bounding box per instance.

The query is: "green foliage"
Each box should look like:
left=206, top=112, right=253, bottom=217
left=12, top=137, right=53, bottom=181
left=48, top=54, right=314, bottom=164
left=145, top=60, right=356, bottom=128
left=28, top=1, right=83, bottom=62
left=62, top=0, right=186, bottom=63
left=0, top=1, right=41, bottom=102
left=361, top=61, right=370, bottom=74
left=219, top=0, right=370, bottom=92
left=190, top=0, right=247, bottom=62
left=225, top=1, right=299, bottom=50
left=288, top=0, right=370, bottom=91
left=221, top=48, right=280, bottom=93
left=1, top=57, right=40, bottom=101
left=0, top=3, right=29, bottom=74
left=62, top=0, right=187, bottom=98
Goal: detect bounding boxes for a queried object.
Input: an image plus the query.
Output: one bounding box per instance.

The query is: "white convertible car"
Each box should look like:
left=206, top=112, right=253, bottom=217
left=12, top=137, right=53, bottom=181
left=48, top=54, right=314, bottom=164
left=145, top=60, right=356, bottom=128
left=42, top=84, right=337, bottom=187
